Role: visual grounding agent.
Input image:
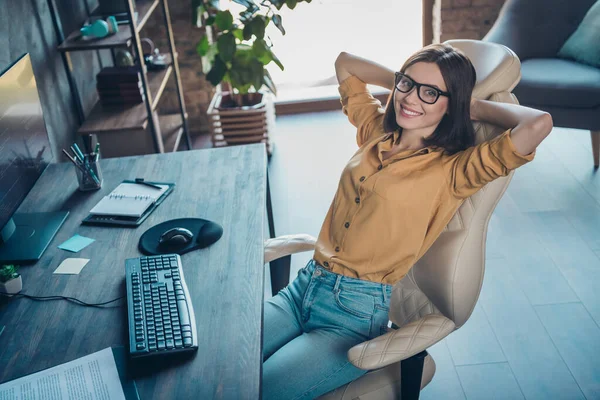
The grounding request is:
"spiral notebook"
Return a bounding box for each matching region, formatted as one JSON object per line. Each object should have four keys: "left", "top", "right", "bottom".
{"left": 90, "top": 182, "right": 171, "bottom": 217}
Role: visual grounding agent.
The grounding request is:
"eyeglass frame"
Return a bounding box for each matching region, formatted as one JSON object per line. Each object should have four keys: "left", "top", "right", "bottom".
{"left": 394, "top": 72, "right": 451, "bottom": 104}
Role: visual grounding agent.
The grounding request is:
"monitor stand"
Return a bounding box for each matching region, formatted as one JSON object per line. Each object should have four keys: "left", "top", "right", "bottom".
{"left": 0, "top": 211, "right": 69, "bottom": 264}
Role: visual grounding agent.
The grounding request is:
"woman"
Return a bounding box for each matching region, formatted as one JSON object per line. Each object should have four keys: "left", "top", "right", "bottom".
{"left": 262, "top": 43, "right": 553, "bottom": 400}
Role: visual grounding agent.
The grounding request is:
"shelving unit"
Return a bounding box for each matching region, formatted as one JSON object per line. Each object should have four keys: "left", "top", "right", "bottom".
{"left": 54, "top": 0, "right": 191, "bottom": 157}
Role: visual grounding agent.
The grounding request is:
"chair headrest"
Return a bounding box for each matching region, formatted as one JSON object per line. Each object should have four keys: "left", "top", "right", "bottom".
{"left": 444, "top": 39, "right": 521, "bottom": 99}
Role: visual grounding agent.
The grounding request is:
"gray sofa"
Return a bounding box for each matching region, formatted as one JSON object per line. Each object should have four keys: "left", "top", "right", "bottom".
{"left": 484, "top": 0, "right": 600, "bottom": 166}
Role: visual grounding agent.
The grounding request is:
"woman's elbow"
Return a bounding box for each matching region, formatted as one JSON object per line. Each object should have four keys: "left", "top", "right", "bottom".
{"left": 335, "top": 52, "right": 349, "bottom": 67}
{"left": 535, "top": 112, "right": 554, "bottom": 137}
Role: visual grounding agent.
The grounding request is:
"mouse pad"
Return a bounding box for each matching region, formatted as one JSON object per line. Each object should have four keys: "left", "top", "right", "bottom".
{"left": 139, "top": 218, "right": 223, "bottom": 255}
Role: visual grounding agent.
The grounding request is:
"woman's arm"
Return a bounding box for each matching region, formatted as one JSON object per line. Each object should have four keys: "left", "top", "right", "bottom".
{"left": 471, "top": 99, "right": 553, "bottom": 156}
{"left": 335, "top": 52, "right": 395, "bottom": 90}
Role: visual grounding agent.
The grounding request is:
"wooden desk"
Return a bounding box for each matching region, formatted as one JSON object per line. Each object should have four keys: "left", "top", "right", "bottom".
{"left": 0, "top": 145, "right": 266, "bottom": 399}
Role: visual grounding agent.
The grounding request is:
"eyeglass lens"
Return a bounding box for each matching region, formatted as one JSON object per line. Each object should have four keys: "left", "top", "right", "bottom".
{"left": 396, "top": 74, "right": 440, "bottom": 104}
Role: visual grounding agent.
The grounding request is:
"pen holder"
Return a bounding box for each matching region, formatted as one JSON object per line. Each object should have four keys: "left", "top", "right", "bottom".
{"left": 75, "top": 156, "right": 103, "bottom": 191}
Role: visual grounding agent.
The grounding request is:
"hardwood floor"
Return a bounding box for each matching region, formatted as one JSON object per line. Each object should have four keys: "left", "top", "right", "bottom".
{"left": 195, "top": 111, "right": 600, "bottom": 399}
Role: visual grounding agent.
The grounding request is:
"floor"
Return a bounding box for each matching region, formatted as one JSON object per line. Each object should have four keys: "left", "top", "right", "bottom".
{"left": 195, "top": 111, "right": 600, "bottom": 399}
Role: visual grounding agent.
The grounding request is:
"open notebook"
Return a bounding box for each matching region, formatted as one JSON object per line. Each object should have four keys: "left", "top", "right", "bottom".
{"left": 90, "top": 182, "right": 171, "bottom": 217}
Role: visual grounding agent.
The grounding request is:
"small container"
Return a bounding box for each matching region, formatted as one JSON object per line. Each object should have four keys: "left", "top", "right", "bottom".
{"left": 75, "top": 155, "right": 103, "bottom": 191}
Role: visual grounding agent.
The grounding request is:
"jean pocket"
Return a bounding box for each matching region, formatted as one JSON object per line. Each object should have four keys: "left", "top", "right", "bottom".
{"left": 370, "top": 305, "right": 391, "bottom": 339}
{"left": 334, "top": 289, "right": 375, "bottom": 320}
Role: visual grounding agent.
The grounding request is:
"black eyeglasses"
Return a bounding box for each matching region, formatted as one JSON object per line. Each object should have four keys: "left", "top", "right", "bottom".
{"left": 394, "top": 72, "right": 450, "bottom": 104}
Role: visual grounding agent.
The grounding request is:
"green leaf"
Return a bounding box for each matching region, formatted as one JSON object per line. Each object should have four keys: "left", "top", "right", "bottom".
{"left": 249, "top": 16, "right": 266, "bottom": 40}
{"left": 252, "top": 39, "right": 268, "bottom": 57}
{"left": 250, "top": 60, "right": 264, "bottom": 91}
{"left": 206, "top": 56, "right": 228, "bottom": 86}
{"left": 272, "top": 14, "right": 285, "bottom": 35}
{"left": 196, "top": 35, "right": 210, "bottom": 56}
{"left": 263, "top": 68, "right": 277, "bottom": 96}
{"left": 232, "top": 28, "right": 244, "bottom": 41}
{"left": 217, "top": 33, "right": 236, "bottom": 62}
{"left": 267, "top": 0, "right": 285, "bottom": 10}
{"left": 215, "top": 10, "right": 234, "bottom": 30}
{"left": 205, "top": 15, "right": 216, "bottom": 25}
{"left": 243, "top": 23, "right": 253, "bottom": 40}
{"left": 270, "top": 49, "right": 284, "bottom": 70}
{"left": 285, "top": 0, "right": 297, "bottom": 9}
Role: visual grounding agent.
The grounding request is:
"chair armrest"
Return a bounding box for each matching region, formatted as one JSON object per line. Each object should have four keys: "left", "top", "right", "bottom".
{"left": 347, "top": 314, "right": 455, "bottom": 370}
{"left": 264, "top": 234, "right": 317, "bottom": 264}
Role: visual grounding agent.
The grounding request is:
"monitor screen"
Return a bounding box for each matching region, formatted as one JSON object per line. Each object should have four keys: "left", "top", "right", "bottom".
{"left": 0, "top": 54, "right": 52, "bottom": 231}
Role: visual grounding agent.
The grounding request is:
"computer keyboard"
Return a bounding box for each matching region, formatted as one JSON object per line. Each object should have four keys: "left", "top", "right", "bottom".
{"left": 125, "top": 254, "right": 198, "bottom": 357}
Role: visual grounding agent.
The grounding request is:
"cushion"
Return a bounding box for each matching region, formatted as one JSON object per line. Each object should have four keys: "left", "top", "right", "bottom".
{"left": 513, "top": 58, "right": 600, "bottom": 108}
{"left": 558, "top": 0, "right": 600, "bottom": 67}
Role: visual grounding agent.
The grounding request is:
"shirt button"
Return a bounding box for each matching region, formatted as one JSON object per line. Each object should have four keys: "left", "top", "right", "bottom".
{"left": 323, "top": 261, "right": 329, "bottom": 268}
{"left": 344, "top": 222, "right": 350, "bottom": 228}
{"left": 378, "top": 165, "right": 383, "bottom": 170}
{"left": 359, "top": 176, "right": 365, "bottom": 182}
{"left": 335, "top": 246, "right": 340, "bottom": 252}
{"left": 314, "top": 269, "right": 322, "bottom": 276}
{"left": 355, "top": 197, "right": 360, "bottom": 204}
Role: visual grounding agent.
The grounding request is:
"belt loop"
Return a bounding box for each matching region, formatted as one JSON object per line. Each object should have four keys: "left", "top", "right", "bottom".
{"left": 382, "top": 284, "right": 391, "bottom": 303}
{"left": 333, "top": 276, "right": 342, "bottom": 293}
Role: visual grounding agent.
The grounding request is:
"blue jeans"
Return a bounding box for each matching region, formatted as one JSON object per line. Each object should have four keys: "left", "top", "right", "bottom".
{"left": 263, "top": 259, "right": 392, "bottom": 400}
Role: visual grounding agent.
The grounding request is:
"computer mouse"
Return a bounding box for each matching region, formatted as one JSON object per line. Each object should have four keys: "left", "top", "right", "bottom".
{"left": 159, "top": 227, "right": 194, "bottom": 247}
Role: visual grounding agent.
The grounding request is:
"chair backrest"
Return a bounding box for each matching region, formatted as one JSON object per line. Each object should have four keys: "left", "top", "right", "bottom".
{"left": 483, "top": 0, "right": 595, "bottom": 60}
{"left": 388, "top": 40, "right": 522, "bottom": 330}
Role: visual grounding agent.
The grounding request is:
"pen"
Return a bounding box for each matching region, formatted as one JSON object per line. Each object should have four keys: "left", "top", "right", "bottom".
{"left": 135, "top": 178, "right": 162, "bottom": 190}
{"left": 62, "top": 149, "right": 87, "bottom": 174}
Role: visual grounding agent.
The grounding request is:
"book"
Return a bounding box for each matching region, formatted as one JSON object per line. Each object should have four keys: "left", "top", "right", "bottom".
{"left": 90, "top": 182, "right": 171, "bottom": 218}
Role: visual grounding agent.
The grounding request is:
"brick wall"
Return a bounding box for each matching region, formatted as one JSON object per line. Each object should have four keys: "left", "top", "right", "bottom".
{"left": 436, "top": 0, "right": 506, "bottom": 43}
{"left": 144, "top": 2, "right": 214, "bottom": 136}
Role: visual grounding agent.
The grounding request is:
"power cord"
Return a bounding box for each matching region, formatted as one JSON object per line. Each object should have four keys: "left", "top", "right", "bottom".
{"left": 0, "top": 292, "right": 125, "bottom": 308}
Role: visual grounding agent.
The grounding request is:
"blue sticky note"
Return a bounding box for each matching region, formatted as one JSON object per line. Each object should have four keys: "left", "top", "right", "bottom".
{"left": 58, "top": 234, "right": 95, "bottom": 253}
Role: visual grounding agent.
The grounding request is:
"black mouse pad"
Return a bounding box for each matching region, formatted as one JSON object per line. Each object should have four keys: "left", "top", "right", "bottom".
{"left": 139, "top": 218, "right": 223, "bottom": 255}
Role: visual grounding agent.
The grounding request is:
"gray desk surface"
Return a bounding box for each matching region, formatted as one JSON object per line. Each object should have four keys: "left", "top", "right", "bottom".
{"left": 0, "top": 144, "right": 267, "bottom": 399}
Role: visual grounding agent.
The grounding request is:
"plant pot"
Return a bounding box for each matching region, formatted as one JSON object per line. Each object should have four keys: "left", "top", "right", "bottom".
{"left": 0, "top": 275, "right": 22, "bottom": 295}
{"left": 207, "top": 91, "right": 275, "bottom": 155}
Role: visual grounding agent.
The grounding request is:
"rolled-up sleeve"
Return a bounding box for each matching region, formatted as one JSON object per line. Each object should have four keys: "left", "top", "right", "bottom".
{"left": 339, "top": 76, "right": 386, "bottom": 147}
{"left": 442, "top": 129, "right": 536, "bottom": 199}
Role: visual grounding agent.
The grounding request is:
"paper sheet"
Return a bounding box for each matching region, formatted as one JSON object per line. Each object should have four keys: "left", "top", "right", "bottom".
{"left": 0, "top": 347, "right": 126, "bottom": 400}
{"left": 54, "top": 258, "right": 90, "bottom": 275}
{"left": 58, "top": 234, "right": 95, "bottom": 252}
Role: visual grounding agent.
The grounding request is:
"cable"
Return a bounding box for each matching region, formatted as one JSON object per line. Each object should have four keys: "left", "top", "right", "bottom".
{"left": 0, "top": 292, "right": 125, "bottom": 308}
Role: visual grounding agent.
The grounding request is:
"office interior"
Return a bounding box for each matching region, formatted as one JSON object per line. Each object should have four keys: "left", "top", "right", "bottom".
{"left": 1, "top": 0, "right": 600, "bottom": 399}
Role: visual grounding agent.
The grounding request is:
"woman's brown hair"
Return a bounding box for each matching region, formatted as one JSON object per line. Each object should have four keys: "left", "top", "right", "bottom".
{"left": 383, "top": 43, "right": 477, "bottom": 155}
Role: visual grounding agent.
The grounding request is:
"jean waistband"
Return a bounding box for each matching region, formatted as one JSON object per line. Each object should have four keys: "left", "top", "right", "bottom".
{"left": 306, "top": 260, "right": 392, "bottom": 303}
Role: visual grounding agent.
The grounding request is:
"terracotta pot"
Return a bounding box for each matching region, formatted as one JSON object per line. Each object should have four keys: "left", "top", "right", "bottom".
{"left": 0, "top": 275, "right": 22, "bottom": 295}
{"left": 207, "top": 91, "right": 275, "bottom": 155}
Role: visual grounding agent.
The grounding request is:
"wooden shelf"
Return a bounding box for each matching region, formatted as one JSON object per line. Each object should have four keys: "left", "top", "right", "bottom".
{"left": 161, "top": 114, "right": 184, "bottom": 152}
{"left": 58, "top": 0, "right": 159, "bottom": 52}
{"left": 79, "top": 65, "right": 172, "bottom": 134}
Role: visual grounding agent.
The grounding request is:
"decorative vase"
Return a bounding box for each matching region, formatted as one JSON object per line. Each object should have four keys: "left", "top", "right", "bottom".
{"left": 0, "top": 275, "right": 22, "bottom": 295}
{"left": 207, "top": 91, "right": 275, "bottom": 155}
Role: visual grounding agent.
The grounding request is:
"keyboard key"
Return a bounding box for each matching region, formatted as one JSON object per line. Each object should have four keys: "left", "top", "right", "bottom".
{"left": 183, "top": 338, "right": 193, "bottom": 347}
{"left": 158, "top": 341, "right": 165, "bottom": 350}
{"left": 166, "top": 339, "right": 174, "bottom": 349}
{"left": 136, "top": 343, "right": 146, "bottom": 350}
{"left": 175, "top": 339, "right": 183, "bottom": 348}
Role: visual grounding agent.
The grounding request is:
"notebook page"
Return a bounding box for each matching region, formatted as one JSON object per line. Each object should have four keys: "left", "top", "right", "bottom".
{"left": 89, "top": 183, "right": 169, "bottom": 217}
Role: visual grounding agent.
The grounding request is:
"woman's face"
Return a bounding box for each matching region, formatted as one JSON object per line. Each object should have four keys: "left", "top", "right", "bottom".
{"left": 394, "top": 62, "right": 449, "bottom": 135}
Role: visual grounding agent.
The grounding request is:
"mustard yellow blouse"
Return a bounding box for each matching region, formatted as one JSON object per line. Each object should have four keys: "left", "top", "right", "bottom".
{"left": 311, "top": 76, "right": 536, "bottom": 284}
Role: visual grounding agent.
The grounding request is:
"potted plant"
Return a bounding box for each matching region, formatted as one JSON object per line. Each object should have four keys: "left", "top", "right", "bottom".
{"left": 0, "top": 264, "right": 22, "bottom": 295}
{"left": 194, "top": 0, "right": 311, "bottom": 153}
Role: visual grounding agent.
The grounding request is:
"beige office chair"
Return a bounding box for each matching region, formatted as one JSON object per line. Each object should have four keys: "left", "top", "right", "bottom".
{"left": 264, "top": 39, "right": 524, "bottom": 399}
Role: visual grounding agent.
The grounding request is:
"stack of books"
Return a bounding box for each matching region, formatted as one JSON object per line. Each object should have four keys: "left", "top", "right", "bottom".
{"left": 96, "top": 66, "right": 145, "bottom": 106}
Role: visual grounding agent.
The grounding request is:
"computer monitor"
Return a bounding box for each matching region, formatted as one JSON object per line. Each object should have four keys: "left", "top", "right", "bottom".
{"left": 0, "top": 53, "right": 68, "bottom": 264}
